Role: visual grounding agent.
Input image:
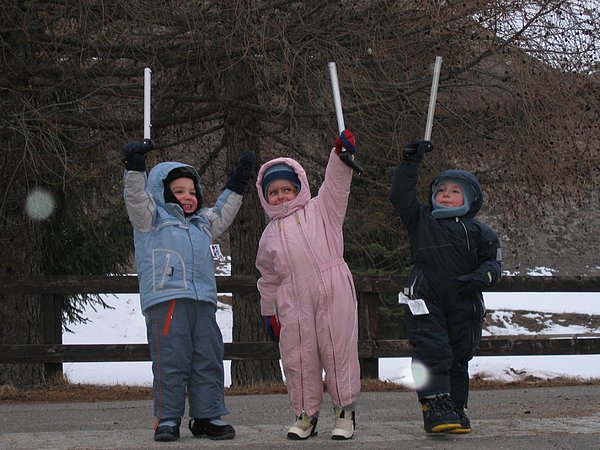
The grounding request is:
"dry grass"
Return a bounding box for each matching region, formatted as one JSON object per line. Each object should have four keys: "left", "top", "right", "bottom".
{"left": 1, "top": 373, "right": 598, "bottom": 404}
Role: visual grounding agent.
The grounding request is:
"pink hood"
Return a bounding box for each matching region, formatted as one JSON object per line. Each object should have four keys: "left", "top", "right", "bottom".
{"left": 255, "top": 157, "right": 311, "bottom": 221}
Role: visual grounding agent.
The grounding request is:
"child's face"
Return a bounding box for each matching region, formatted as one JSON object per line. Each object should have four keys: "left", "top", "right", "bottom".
{"left": 169, "top": 178, "right": 198, "bottom": 214}
{"left": 435, "top": 180, "right": 464, "bottom": 208}
{"left": 266, "top": 179, "right": 298, "bottom": 205}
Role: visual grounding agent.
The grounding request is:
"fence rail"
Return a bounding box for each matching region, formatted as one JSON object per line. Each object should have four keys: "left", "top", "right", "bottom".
{"left": 1, "top": 275, "right": 599, "bottom": 379}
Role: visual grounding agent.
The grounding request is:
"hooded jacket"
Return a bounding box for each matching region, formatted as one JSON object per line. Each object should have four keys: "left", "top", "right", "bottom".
{"left": 255, "top": 151, "right": 355, "bottom": 316}
{"left": 390, "top": 161, "right": 501, "bottom": 305}
{"left": 124, "top": 161, "right": 242, "bottom": 311}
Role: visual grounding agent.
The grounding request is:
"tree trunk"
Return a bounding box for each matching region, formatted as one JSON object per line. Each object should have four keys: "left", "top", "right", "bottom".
{"left": 0, "top": 8, "right": 58, "bottom": 387}
{"left": 223, "top": 60, "right": 283, "bottom": 387}
{"left": 0, "top": 293, "right": 47, "bottom": 388}
{"left": 0, "top": 176, "right": 48, "bottom": 387}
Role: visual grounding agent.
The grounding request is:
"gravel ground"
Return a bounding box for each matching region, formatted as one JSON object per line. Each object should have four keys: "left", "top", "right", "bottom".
{"left": 1, "top": 385, "right": 599, "bottom": 449}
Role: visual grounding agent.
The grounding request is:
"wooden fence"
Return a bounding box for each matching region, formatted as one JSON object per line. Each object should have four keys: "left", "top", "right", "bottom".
{"left": 1, "top": 275, "right": 599, "bottom": 379}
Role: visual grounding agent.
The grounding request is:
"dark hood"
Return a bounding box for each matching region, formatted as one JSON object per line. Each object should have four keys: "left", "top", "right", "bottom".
{"left": 429, "top": 169, "right": 483, "bottom": 217}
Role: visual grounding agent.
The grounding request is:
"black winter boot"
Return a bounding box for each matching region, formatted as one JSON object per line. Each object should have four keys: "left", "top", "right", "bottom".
{"left": 420, "top": 393, "right": 461, "bottom": 433}
{"left": 154, "top": 419, "right": 180, "bottom": 441}
{"left": 448, "top": 408, "right": 471, "bottom": 433}
{"left": 188, "top": 417, "right": 235, "bottom": 440}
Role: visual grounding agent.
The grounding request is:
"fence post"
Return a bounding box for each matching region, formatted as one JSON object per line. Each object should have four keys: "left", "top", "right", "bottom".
{"left": 358, "top": 291, "right": 380, "bottom": 379}
{"left": 40, "top": 293, "right": 63, "bottom": 379}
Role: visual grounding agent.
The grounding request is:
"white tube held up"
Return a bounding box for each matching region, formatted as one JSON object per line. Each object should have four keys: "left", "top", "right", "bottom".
{"left": 424, "top": 56, "right": 442, "bottom": 141}
{"left": 144, "top": 68, "right": 152, "bottom": 140}
{"left": 328, "top": 62, "right": 345, "bottom": 133}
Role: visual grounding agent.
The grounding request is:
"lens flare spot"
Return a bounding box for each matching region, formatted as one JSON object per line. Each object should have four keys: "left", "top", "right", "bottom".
{"left": 410, "top": 361, "right": 430, "bottom": 390}
{"left": 25, "top": 188, "right": 56, "bottom": 220}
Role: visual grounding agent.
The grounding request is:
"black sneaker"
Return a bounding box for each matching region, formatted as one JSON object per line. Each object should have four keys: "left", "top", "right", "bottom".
{"left": 154, "top": 424, "right": 180, "bottom": 442}
{"left": 188, "top": 418, "right": 236, "bottom": 440}
{"left": 420, "top": 393, "right": 461, "bottom": 433}
{"left": 448, "top": 408, "right": 471, "bottom": 434}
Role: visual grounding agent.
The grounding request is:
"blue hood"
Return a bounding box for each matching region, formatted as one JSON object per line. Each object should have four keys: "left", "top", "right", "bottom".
{"left": 147, "top": 161, "right": 202, "bottom": 210}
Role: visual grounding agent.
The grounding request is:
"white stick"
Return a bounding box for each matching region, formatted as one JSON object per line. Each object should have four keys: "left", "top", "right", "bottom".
{"left": 144, "top": 68, "right": 152, "bottom": 140}
{"left": 328, "top": 62, "right": 345, "bottom": 133}
{"left": 424, "top": 56, "right": 442, "bottom": 141}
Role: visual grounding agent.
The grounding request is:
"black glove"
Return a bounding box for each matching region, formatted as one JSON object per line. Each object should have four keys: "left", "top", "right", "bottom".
{"left": 224, "top": 151, "right": 257, "bottom": 194}
{"left": 402, "top": 139, "right": 432, "bottom": 163}
{"left": 457, "top": 272, "right": 491, "bottom": 295}
{"left": 122, "top": 140, "right": 153, "bottom": 172}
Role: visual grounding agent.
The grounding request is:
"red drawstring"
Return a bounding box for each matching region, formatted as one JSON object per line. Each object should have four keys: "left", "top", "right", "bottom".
{"left": 162, "top": 299, "right": 176, "bottom": 336}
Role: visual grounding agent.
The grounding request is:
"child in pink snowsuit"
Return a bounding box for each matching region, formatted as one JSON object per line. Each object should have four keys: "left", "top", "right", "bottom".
{"left": 255, "top": 130, "right": 361, "bottom": 441}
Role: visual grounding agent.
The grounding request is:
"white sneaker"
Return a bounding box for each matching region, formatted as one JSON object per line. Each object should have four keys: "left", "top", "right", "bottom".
{"left": 287, "top": 412, "right": 318, "bottom": 440}
{"left": 331, "top": 407, "right": 355, "bottom": 440}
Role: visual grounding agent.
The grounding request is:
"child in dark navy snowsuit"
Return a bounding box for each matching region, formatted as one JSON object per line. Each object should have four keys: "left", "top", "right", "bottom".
{"left": 389, "top": 139, "right": 502, "bottom": 434}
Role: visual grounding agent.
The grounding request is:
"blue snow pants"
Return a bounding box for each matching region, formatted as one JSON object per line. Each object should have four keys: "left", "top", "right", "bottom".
{"left": 144, "top": 299, "right": 229, "bottom": 421}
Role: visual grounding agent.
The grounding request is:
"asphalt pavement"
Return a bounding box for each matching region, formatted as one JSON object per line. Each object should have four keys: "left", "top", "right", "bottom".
{"left": 1, "top": 385, "right": 599, "bottom": 449}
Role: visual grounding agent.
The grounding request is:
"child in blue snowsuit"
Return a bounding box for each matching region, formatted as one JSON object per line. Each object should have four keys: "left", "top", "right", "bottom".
{"left": 389, "top": 139, "right": 501, "bottom": 434}
{"left": 122, "top": 141, "right": 255, "bottom": 442}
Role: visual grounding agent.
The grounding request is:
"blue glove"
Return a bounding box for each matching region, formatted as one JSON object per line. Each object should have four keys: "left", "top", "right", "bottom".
{"left": 264, "top": 315, "right": 281, "bottom": 343}
{"left": 457, "top": 272, "right": 491, "bottom": 295}
{"left": 402, "top": 139, "right": 432, "bottom": 163}
{"left": 122, "top": 140, "right": 153, "bottom": 172}
{"left": 224, "top": 151, "right": 257, "bottom": 194}
{"left": 334, "top": 130, "right": 357, "bottom": 155}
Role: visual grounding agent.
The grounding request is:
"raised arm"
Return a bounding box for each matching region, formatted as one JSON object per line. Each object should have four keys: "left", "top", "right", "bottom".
{"left": 209, "top": 151, "right": 256, "bottom": 238}
{"left": 389, "top": 139, "right": 432, "bottom": 231}
{"left": 122, "top": 141, "right": 155, "bottom": 232}
{"left": 317, "top": 130, "right": 356, "bottom": 228}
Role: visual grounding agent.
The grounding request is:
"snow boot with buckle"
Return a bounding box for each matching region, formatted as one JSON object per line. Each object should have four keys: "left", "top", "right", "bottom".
{"left": 331, "top": 407, "right": 355, "bottom": 440}
{"left": 287, "top": 412, "right": 318, "bottom": 440}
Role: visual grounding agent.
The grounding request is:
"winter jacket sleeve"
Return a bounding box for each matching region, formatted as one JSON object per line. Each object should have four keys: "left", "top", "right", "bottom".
{"left": 316, "top": 149, "right": 353, "bottom": 229}
{"left": 123, "top": 170, "right": 155, "bottom": 232}
{"left": 256, "top": 229, "right": 282, "bottom": 316}
{"left": 206, "top": 189, "right": 243, "bottom": 239}
{"left": 389, "top": 160, "right": 422, "bottom": 231}
{"left": 471, "top": 221, "right": 502, "bottom": 289}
